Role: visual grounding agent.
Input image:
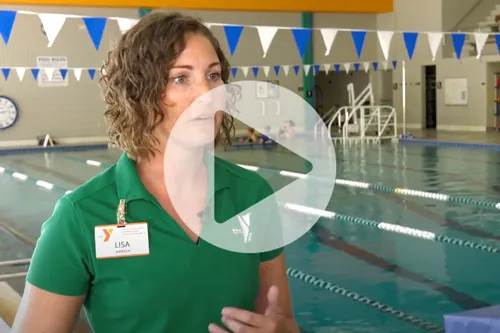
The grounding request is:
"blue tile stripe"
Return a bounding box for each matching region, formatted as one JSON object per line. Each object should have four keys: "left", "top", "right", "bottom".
{"left": 0, "top": 143, "right": 108, "bottom": 156}
{"left": 399, "top": 138, "right": 500, "bottom": 150}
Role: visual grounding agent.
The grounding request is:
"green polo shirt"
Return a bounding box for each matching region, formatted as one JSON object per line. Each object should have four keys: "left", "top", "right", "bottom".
{"left": 27, "top": 152, "right": 283, "bottom": 333}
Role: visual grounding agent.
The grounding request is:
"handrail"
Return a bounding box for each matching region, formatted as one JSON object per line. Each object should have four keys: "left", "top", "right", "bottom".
{"left": 341, "top": 105, "right": 397, "bottom": 142}
{"left": 313, "top": 105, "right": 338, "bottom": 140}
{"left": 354, "top": 84, "right": 371, "bottom": 106}
{"left": 317, "top": 83, "right": 376, "bottom": 141}
{"left": 342, "top": 107, "right": 358, "bottom": 141}
{"left": 326, "top": 106, "right": 352, "bottom": 139}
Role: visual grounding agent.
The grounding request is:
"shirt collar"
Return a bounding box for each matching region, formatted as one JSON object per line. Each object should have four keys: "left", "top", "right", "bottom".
{"left": 115, "top": 151, "right": 231, "bottom": 202}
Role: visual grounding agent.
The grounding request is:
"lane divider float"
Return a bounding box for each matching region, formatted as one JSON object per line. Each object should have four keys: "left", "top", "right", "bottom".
{"left": 1, "top": 163, "right": 499, "bottom": 254}
{"left": 76, "top": 156, "right": 500, "bottom": 210}
{"left": 287, "top": 268, "right": 444, "bottom": 333}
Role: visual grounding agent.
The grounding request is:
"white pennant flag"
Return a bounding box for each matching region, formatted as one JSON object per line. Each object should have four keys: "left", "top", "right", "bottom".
{"left": 474, "top": 33, "right": 489, "bottom": 59}
{"left": 44, "top": 68, "right": 56, "bottom": 81}
{"left": 15, "top": 67, "right": 26, "bottom": 81}
{"left": 205, "top": 23, "right": 213, "bottom": 29}
{"left": 320, "top": 28, "right": 338, "bottom": 56}
{"left": 427, "top": 32, "right": 443, "bottom": 61}
{"left": 303, "top": 65, "right": 311, "bottom": 76}
{"left": 323, "top": 64, "right": 331, "bottom": 74}
{"left": 73, "top": 68, "right": 82, "bottom": 81}
{"left": 377, "top": 31, "right": 394, "bottom": 61}
{"left": 282, "top": 65, "right": 290, "bottom": 76}
{"left": 382, "top": 61, "right": 388, "bottom": 70}
{"left": 343, "top": 63, "right": 351, "bottom": 73}
{"left": 363, "top": 62, "right": 370, "bottom": 72}
{"left": 38, "top": 13, "right": 67, "bottom": 47}
{"left": 256, "top": 26, "right": 278, "bottom": 57}
{"left": 115, "top": 18, "right": 138, "bottom": 34}
{"left": 240, "top": 66, "right": 249, "bottom": 78}
{"left": 262, "top": 66, "right": 270, "bottom": 77}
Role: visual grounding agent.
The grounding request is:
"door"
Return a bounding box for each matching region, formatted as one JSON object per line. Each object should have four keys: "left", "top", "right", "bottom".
{"left": 424, "top": 65, "right": 437, "bottom": 129}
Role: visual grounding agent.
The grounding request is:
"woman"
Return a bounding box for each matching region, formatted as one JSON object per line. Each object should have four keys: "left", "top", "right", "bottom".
{"left": 12, "top": 11, "right": 299, "bottom": 333}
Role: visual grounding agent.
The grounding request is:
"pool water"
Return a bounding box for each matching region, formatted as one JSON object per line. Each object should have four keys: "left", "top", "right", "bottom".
{"left": 1, "top": 141, "right": 499, "bottom": 333}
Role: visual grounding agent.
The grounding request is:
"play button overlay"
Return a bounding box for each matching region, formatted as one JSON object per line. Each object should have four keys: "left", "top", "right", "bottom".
{"left": 164, "top": 80, "right": 336, "bottom": 253}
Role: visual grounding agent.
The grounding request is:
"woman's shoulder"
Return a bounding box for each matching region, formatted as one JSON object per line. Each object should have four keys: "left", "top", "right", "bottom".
{"left": 66, "top": 164, "right": 119, "bottom": 205}
{"left": 48, "top": 165, "right": 120, "bottom": 236}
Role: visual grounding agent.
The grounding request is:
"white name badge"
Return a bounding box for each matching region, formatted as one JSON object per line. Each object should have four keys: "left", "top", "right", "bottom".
{"left": 95, "top": 222, "right": 149, "bottom": 259}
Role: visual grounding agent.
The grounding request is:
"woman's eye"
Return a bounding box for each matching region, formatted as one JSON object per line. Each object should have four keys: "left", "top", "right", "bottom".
{"left": 173, "top": 76, "right": 186, "bottom": 84}
{"left": 208, "top": 73, "right": 221, "bottom": 80}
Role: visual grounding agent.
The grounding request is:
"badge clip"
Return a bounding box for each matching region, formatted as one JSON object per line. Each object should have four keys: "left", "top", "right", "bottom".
{"left": 117, "top": 199, "right": 127, "bottom": 228}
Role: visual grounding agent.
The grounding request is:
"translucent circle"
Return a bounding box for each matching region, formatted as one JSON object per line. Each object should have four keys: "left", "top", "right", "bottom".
{"left": 164, "top": 80, "right": 336, "bottom": 253}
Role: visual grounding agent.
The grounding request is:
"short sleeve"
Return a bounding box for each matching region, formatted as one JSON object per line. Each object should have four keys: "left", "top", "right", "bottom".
{"left": 27, "top": 196, "right": 91, "bottom": 296}
{"left": 257, "top": 179, "right": 284, "bottom": 262}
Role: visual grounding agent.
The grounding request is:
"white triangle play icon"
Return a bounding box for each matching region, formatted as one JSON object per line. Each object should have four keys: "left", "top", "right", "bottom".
{"left": 164, "top": 80, "right": 336, "bottom": 253}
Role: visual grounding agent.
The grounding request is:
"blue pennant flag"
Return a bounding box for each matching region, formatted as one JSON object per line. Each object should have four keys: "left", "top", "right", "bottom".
{"left": 392, "top": 61, "right": 398, "bottom": 69}
{"left": 273, "top": 65, "right": 280, "bottom": 76}
{"left": 354, "top": 63, "right": 360, "bottom": 72}
{"left": 372, "top": 62, "right": 378, "bottom": 71}
{"left": 83, "top": 17, "right": 107, "bottom": 50}
{"left": 1, "top": 68, "right": 10, "bottom": 80}
{"left": 88, "top": 69, "right": 96, "bottom": 80}
{"left": 0, "top": 11, "right": 17, "bottom": 45}
{"left": 230, "top": 67, "right": 238, "bottom": 78}
{"left": 60, "top": 69, "right": 68, "bottom": 80}
{"left": 252, "top": 66, "right": 259, "bottom": 77}
{"left": 313, "top": 64, "right": 320, "bottom": 75}
{"left": 291, "top": 28, "right": 312, "bottom": 58}
{"left": 495, "top": 35, "right": 500, "bottom": 55}
{"left": 403, "top": 32, "right": 419, "bottom": 60}
{"left": 293, "top": 65, "right": 300, "bottom": 75}
{"left": 351, "top": 31, "right": 367, "bottom": 58}
{"left": 334, "top": 64, "right": 341, "bottom": 72}
{"left": 223, "top": 25, "right": 244, "bottom": 56}
{"left": 31, "top": 68, "right": 40, "bottom": 80}
{"left": 451, "top": 33, "right": 466, "bottom": 60}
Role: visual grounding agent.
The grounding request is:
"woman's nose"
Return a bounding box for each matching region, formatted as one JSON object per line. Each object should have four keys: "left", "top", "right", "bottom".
{"left": 193, "top": 81, "right": 213, "bottom": 104}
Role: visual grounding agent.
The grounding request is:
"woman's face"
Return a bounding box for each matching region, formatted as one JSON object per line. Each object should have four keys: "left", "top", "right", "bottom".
{"left": 161, "top": 33, "right": 226, "bottom": 148}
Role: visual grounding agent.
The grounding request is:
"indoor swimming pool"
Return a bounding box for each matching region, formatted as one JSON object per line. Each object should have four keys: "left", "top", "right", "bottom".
{"left": 0, "top": 141, "right": 499, "bottom": 333}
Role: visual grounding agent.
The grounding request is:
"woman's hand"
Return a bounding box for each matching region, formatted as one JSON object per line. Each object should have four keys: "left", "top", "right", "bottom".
{"left": 208, "top": 286, "right": 299, "bottom": 333}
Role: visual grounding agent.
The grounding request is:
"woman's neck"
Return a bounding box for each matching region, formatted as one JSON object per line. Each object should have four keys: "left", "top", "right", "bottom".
{"left": 137, "top": 145, "right": 207, "bottom": 198}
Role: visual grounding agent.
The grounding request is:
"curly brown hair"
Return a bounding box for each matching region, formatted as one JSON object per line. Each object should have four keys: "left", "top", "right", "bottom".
{"left": 100, "top": 11, "right": 235, "bottom": 162}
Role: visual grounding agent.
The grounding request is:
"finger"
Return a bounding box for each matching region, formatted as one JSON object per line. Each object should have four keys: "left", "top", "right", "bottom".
{"left": 222, "top": 315, "right": 258, "bottom": 333}
{"left": 208, "top": 323, "right": 229, "bottom": 333}
{"left": 222, "top": 307, "right": 267, "bottom": 328}
{"left": 265, "top": 285, "right": 282, "bottom": 316}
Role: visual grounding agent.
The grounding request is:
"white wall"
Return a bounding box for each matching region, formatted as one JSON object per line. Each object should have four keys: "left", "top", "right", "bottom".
{"left": 442, "top": 0, "right": 481, "bottom": 32}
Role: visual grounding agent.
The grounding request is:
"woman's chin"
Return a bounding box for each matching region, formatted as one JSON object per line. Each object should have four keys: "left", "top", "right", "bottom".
{"left": 168, "top": 131, "right": 218, "bottom": 149}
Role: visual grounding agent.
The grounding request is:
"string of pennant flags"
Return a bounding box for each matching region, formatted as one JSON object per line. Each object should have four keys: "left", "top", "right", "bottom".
{"left": 0, "top": 60, "right": 402, "bottom": 83}
{"left": 0, "top": 9, "right": 498, "bottom": 73}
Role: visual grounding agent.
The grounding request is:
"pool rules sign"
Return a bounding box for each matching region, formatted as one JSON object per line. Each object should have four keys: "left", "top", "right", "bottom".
{"left": 36, "top": 56, "right": 69, "bottom": 87}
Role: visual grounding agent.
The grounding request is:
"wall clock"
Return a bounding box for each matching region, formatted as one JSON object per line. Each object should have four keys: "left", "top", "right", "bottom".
{"left": 0, "top": 96, "right": 19, "bottom": 130}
